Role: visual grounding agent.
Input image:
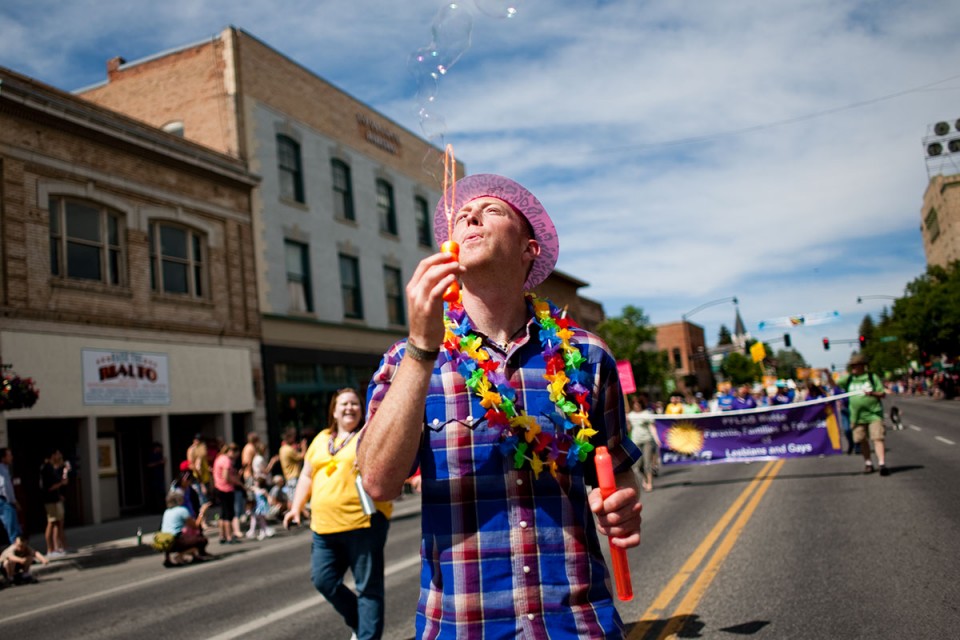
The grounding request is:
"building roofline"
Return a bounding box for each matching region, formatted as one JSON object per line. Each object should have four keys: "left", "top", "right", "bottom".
{"left": 0, "top": 66, "right": 259, "bottom": 186}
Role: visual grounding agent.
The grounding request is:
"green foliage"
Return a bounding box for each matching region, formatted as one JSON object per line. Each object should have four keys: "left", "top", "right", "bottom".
{"left": 773, "top": 349, "right": 809, "bottom": 379}
{"left": 717, "top": 325, "right": 733, "bottom": 346}
{"left": 721, "top": 351, "right": 762, "bottom": 385}
{"left": 893, "top": 261, "right": 960, "bottom": 363}
{"left": 595, "top": 305, "right": 673, "bottom": 394}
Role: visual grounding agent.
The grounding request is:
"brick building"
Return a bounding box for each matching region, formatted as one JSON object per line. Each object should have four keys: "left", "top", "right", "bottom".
{"left": 655, "top": 321, "right": 713, "bottom": 395}
{"left": 80, "top": 26, "right": 604, "bottom": 445}
{"left": 0, "top": 67, "right": 262, "bottom": 528}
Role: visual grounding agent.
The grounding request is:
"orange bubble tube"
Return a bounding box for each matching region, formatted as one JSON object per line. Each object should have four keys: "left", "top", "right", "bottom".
{"left": 594, "top": 446, "right": 634, "bottom": 601}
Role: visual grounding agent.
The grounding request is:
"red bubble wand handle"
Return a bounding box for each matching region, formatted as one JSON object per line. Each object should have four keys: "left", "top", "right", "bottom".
{"left": 595, "top": 446, "right": 634, "bottom": 601}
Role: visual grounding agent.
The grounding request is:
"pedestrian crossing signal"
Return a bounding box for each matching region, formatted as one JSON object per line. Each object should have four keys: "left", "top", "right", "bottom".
{"left": 783, "top": 333, "right": 791, "bottom": 348}
{"left": 822, "top": 338, "right": 830, "bottom": 351}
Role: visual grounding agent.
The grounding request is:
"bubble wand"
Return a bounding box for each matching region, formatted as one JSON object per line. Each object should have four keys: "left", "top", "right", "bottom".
{"left": 440, "top": 144, "right": 460, "bottom": 302}
{"left": 594, "top": 446, "right": 634, "bottom": 601}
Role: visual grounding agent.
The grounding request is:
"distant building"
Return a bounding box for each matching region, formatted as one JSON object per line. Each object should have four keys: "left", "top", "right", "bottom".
{"left": 655, "top": 321, "right": 713, "bottom": 395}
{"left": 920, "top": 173, "right": 960, "bottom": 269}
{"left": 0, "top": 66, "right": 262, "bottom": 527}
{"left": 920, "top": 119, "right": 960, "bottom": 269}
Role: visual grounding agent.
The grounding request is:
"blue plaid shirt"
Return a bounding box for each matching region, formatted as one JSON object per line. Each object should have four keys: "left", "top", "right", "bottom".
{"left": 367, "top": 307, "right": 640, "bottom": 639}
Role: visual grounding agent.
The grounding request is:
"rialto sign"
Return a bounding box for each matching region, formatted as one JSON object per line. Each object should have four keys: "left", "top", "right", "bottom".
{"left": 82, "top": 349, "right": 170, "bottom": 405}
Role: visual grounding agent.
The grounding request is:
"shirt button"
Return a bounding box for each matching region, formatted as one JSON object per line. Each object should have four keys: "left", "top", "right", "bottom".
{"left": 523, "top": 565, "right": 531, "bottom": 573}
{"left": 519, "top": 520, "right": 528, "bottom": 528}
{"left": 527, "top": 613, "right": 535, "bottom": 621}
{"left": 516, "top": 478, "right": 523, "bottom": 486}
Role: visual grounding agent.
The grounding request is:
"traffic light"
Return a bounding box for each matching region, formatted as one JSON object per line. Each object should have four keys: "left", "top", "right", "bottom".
{"left": 783, "top": 333, "right": 791, "bottom": 348}
{"left": 822, "top": 337, "right": 830, "bottom": 351}
{"left": 859, "top": 335, "right": 867, "bottom": 348}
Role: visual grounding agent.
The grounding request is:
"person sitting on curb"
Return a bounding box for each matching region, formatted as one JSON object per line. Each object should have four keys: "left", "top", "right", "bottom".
{"left": 160, "top": 489, "right": 212, "bottom": 567}
{"left": 0, "top": 535, "right": 48, "bottom": 586}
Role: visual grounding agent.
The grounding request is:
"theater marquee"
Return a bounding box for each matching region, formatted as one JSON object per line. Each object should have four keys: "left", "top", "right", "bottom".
{"left": 82, "top": 349, "right": 170, "bottom": 405}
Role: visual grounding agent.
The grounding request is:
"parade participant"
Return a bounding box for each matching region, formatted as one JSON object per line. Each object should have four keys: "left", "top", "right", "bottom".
{"left": 357, "top": 173, "right": 642, "bottom": 639}
{"left": 627, "top": 397, "right": 657, "bottom": 492}
{"left": 664, "top": 392, "right": 686, "bottom": 414}
{"left": 839, "top": 355, "right": 888, "bottom": 475}
{"left": 284, "top": 388, "right": 392, "bottom": 640}
{"left": 730, "top": 384, "right": 757, "bottom": 410}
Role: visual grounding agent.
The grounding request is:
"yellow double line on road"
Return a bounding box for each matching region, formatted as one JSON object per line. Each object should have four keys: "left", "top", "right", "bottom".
{"left": 628, "top": 458, "right": 786, "bottom": 640}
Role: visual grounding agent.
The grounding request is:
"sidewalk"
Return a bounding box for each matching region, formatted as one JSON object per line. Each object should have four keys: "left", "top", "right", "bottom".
{"left": 24, "top": 492, "right": 421, "bottom": 579}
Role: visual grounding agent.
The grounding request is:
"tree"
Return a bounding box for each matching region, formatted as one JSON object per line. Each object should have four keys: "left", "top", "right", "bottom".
{"left": 772, "top": 349, "right": 808, "bottom": 379}
{"left": 595, "top": 305, "right": 673, "bottom": 397}
{"left": 720, "top": 351, "right": 762, "bottom": 385}
{"left": 717, "top": 325, "right": 733, "bottom": 346}
{"left": 893, "top": 261, "right": 960, "bottom": 362}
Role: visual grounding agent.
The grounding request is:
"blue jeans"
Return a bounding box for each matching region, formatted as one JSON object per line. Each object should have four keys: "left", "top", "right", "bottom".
{"left": 0, "top": 498, "right": 21, "bottom": 543}
{"left": 311, "top": 511, "right": 389, "bottom": 640}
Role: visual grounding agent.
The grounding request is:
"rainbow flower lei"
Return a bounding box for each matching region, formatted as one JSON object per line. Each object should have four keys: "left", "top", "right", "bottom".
{"left": 442, "top": 293, "right": 597, "bottom": 479}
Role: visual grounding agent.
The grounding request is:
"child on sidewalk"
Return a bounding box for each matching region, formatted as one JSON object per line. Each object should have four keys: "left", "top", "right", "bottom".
{"left": 246, "top": 477, "right": 275, "bottom": 541}
{"left": 1, "top": 536, "right": 48, "bottom": 585}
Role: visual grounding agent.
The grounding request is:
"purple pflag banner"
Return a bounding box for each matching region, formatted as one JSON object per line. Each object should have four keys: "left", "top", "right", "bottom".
{"left": 654, "top": 396, "right": 849, "bottom": 465}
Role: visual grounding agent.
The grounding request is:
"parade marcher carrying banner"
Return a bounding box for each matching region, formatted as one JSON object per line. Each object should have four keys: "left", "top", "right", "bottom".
{"left": 654, "top": 394, "right": 856, "bottom": 465}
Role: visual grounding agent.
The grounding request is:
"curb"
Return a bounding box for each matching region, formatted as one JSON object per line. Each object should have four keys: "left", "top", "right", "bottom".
{"left": 29, "top": 495, "right": 421, "bottom": 579}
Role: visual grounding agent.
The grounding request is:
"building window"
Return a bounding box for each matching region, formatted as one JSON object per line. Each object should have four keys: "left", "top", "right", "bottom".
{"left": 414, "top": 196, "right": 432, "bottom": 247}
{"left": 925, "top": 207, "right": 940, "bottom": 243}
{"left": 149, "top": 222, "right": 206, "bottom": 297}
{"left": 384, "top": 266, "right": 405, "bottom": 325}
{"left": 331, "top": 159, "right": 355, "bottom": 221}
{"left": 162, "top": 121, "right": 185, "bottom": 137}
{"left": 376, "top": 179, "right": 397, "bottom": 235}
{"left": 285, "top": 240, "right": 313, "bottom": 312}
{"left": 673, "top": 347, "right": 683, "bottom": 369}
{"left": 49, "top": 196, "right": 124, "bottom": 285}
{"left": 277, "top": 134, "right": 304, "bottom": 203}
{"left": 339, "top": 254, "right": 363, "bottom": 319}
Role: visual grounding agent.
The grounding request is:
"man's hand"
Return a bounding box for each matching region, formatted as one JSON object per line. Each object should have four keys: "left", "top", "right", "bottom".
{"left": 405, "top": 252, "right": 463, "bottom": 348}
{"left": 588, "top": 473, "right": 642, "bottom": 549}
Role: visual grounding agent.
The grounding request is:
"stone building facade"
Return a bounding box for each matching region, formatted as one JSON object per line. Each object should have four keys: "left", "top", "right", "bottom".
{"left": 0, "top": 67, "right": 262, "bottom": 527}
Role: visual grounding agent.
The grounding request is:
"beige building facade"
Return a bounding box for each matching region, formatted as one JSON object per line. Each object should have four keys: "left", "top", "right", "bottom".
{"left": 920, "top": 173, "right": 960, "bottom": 269}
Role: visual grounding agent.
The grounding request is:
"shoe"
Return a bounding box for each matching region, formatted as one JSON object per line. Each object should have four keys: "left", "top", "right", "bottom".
{"left": 350, "top": 632, "right": 358, "bottom": 640}
{"left": 264, "top": 527, "right": 276, "bottom": 538}
{"left": 879, "top": 465, "right": 890, "bottom": 476}
{"left": 47, "top": 550, "right": 64, "bottom": 558}
{"left": 245, "top": 531, "right": 256, "bottom": 539}
{"left": 228, "top": 538, "right": 242, "bottom": 545}
{"left": 864, "top": 464, "right": 874, "bottom": 474}
{"left": 219, "top": 538, "right": 227, "bottom": 545}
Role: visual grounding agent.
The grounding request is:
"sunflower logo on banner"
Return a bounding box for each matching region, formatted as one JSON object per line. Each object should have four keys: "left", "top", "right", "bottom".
{"left": 664, "top": 421, "right": 705, "bottom": 455}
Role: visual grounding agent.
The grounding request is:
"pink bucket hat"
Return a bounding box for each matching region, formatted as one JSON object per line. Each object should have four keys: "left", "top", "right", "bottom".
{"left": 433, "top": 174, "right": 559, "bottom": 289}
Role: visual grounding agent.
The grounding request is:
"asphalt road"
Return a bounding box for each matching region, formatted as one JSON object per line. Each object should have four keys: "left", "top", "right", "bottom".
{"left": 2, "top": 395, "right": 958, "bottom": 639}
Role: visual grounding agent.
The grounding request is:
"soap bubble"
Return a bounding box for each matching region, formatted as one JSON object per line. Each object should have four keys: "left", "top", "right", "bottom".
{"left": 473, "top": 0, "right": 522, "bottom": 19}
{"left": 408, "top": 46, "right": 441, "bottom": 105}
{"left": 429, "top": 3, "right": 473, "bottom": 76}
{"left": 418, "top": 106, "right": 448, "bottom": 142}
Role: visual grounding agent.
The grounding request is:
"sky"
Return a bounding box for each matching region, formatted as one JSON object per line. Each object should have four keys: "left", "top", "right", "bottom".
{"left": 3, "top": 0, "right": 959, "bottom": 371}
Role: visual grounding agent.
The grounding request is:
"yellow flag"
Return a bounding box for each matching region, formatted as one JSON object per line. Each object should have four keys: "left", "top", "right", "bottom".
{"left": 750, "top": 341, "right": 766, "bottom": 363}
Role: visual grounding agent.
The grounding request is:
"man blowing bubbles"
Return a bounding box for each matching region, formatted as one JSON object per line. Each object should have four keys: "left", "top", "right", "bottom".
{"left": 358, "top": 174, "right": 642, "bottom": 639}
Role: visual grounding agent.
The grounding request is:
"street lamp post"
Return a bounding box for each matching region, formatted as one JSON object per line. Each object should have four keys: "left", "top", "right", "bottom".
{"left": 681, "top": 296, "right": 738, "bottom": 322}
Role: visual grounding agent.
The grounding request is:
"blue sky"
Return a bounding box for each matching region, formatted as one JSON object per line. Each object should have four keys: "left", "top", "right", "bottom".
{"left": 3, "top": 0, "right": 959, "bottom": 370}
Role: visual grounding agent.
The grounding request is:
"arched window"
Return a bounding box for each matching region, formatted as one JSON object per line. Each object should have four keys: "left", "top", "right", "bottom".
{"left": 277, "top": 134, "right": 304, "bottom": 203}
{"left": 149, "top": 221, "right": 207, "bottom": 297}
{"left": 376, "top": 179, "right": 397, "bottom": 235}
{"left": 331, "top": 159, "right": 354, "bottom": 221}
{"left": 49, "top": 196, "right": 125, "bottom": 285}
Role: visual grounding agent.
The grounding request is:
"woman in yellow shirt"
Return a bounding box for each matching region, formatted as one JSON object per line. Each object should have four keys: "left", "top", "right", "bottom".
{"left": 284, "top": 388, "right": 392, "bottom": 640}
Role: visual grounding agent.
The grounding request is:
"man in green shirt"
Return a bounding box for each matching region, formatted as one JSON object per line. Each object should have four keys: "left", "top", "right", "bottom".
{"left": 839, "top": 354, "right": 888, "bottom": 475}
